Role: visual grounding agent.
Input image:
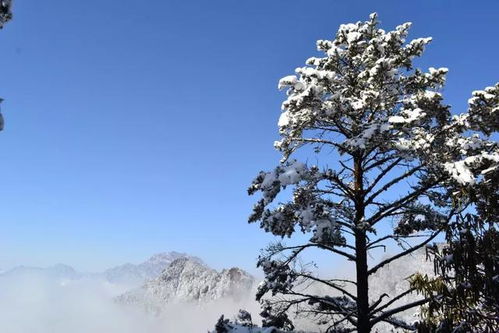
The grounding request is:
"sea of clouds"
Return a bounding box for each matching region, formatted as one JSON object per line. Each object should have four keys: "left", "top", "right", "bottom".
{"left": 0, "top": 273, "right": 260, "bottom": 333}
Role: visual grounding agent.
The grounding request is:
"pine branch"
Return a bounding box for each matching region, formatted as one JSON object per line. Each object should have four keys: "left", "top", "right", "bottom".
{"left": 324, "top": 171, "right": 356, "bottom": 200}
{"left": 370, "top": 288, "right": 417, "bottom": 315}
{"left": 370, "top": 298, "right": 430, "bottom": 327}
{"left": 286, "top": 291, "right": 359, "bottom": 326}
{"left": 366, "top": 178, "right": 442, "bottom": 227}
{"left": 376, "top": 316, "right": 416, "bottom": 331}
{"left": 367, "top": 234, "right": 430, "bottom": 249}
{"left": 367, "top": 230, "right": 440, "bottom": 276}
{"left": 280, "top": 243, "right": 357, "bottom": 262}
{"left": 365, "top": 164, "right": 424, "bottom": 205}
{"left": 368, "top": 293, "right": 389, "bottom": 314}
{"left": 297, "top": 273, "right": 357, "bottom": 301}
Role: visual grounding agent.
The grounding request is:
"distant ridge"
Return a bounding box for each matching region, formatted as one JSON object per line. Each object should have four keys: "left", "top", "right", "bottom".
{"left": 0, "top": 251, "right": 202, "bottom": 286}
{"left": 0, "top": 263, "right": 81, "bottom": 280}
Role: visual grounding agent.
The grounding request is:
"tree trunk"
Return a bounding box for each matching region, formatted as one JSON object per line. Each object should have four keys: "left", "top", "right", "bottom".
{"left": 355, "top": 229, "right": 370, "bottom": 333}
{"left": 354, "top": 155, "right": 370, "bottom": 333}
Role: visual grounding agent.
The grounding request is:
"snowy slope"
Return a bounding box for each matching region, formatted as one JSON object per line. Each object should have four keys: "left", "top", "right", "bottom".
{"left": 117, "top": 257, "right": 255, "bottom": 311}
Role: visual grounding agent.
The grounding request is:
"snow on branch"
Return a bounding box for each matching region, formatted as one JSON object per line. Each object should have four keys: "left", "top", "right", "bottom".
{"left": 0, "top": 0, "right": 12, "bottom": 28}
{"left": 246, "top": 12, "right": 499, "bottom": 333}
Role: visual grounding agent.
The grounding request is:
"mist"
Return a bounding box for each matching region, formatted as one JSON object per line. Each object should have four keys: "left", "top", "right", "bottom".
{"left": 0, "top": 273, "right": 260, "bottom": 333}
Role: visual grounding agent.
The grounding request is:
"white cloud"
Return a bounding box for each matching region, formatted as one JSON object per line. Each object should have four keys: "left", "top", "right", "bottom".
{"left": 0, "top": 273, "right": 259, "bottom": 333}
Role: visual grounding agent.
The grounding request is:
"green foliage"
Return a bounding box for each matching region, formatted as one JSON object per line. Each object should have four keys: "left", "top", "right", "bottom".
{"left": 413, "top": 215, "right": 499, "bottom": 332}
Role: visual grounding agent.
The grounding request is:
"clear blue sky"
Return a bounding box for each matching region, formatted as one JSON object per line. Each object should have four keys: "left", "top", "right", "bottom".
{"left": 0, "top": 0, "right": 498, "bottom": 273}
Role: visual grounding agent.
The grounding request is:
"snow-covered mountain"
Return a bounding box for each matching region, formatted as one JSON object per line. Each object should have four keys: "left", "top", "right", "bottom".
{"left": 103, "top": 251, "right": 199, "bottom": 285}
{"left": 116, "top": 257, "right": 255, "bottom": 312}
{"left": 369, "top": 247, "right": 436, "bottom": 332}
{"left": 370, "top": 248, "right": 434, "bottom": 299}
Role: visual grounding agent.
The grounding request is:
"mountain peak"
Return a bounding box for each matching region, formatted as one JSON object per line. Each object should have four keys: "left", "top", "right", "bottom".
{"left": 147, "top": 251, "right": 184, "bottom": 262}
{"left": 117, "top": 260, "right": 255, "bottom": 311}
{"left": 104, "top": 251, "right": 199, "bottom": 285}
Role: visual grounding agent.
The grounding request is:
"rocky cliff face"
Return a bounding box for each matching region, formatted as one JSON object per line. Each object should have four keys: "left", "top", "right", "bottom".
{"left": 116, "top": 257, "right": 255, "bottom": 311}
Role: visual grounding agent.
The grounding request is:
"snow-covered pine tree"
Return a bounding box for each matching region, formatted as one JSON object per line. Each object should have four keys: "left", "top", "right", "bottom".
{"left": 0, "top": 0, "right": 12, "bottom": 131}
{"left": 247, "top": 13, "right": 499, "bottom": 332}
{"left": 0, "top": 0, "right": 12, "bottom": 28}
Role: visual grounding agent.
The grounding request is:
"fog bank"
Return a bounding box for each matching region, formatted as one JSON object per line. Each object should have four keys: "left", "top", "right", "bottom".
{"left": 0, "top": 273, "right": 259, "bottom": 333}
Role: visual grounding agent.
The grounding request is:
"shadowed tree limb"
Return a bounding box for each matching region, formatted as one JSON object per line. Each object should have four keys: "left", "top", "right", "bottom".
{"left": 368, "top": 229, "right": 441, "bottom": 276}
{"left": 370, "top": 298, "right": 431, "bottom": 327}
